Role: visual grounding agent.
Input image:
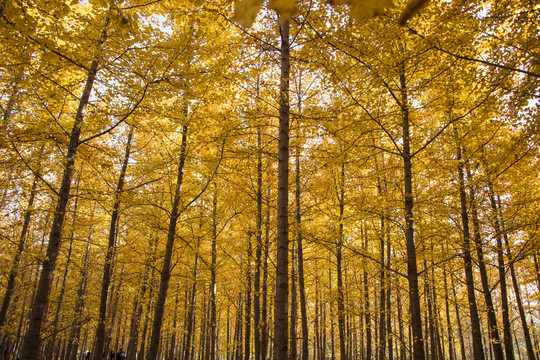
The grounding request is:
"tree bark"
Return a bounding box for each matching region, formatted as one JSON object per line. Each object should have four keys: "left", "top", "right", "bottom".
{"left": 47, "top": 203, "right": 77, "bottom": 360}
{"left": 254, "top": 125, "right": 262, "bottom": 360}
{"left": 93, "top": 127, "right": 134, "bottom": 360}
{"left": 20, "top": 25, "right": 107, "bottom": 360}
{"left": 443, "top": 265, "right": 455, "bottom": 360}
{"left": 183, "top": 234, "right": 201, "bottom": 360}
{"left": 261, "top": 190, "right": 270, "bottom": 360}
{"left": 295, "top": 124, "right": 308, "bottom": 360}
{"left": 484, "top": 181, "right": 515, "bottom": 360}
{"left": 455, "top": 136, "right": 485, "bottom": 360}
{"left": 0, "top": 148, "right": 42, "bottom": 331}
{"left": 466, "top": 166, "right": 504, "bottom": 360}
{"left": 289, "top": 235, "right": 297, "bottom": 360}
{"left": 148, "top": 123, "right": 188, "bottom": 360}
{"left": 210, "top": 193, "right": 217, "bottom": 360}
{"left": 364, "top": 234, "right": 372, "bottom": 360}
{"left": 274, "top": 16, "right": 290, "bottom": 360}
{"left": 386, "top": 241, "right": 393, "bottom": 360}
{"left": 450, "top": 273, "right": 466, "bottom": 360}
{"left": 337, "top": 161, "right": 347, "bottom": 360}
{"left": 398, "top": 53, "right": 426, "bottom": 360}
{"left": 498, "top": 197, "right": 537, "bottom": 360}
{"left": 66, "top": 227, "right": 94, "bottom": 360}
{"left": 245, "top": 233, "right": 252, "bottom": 360}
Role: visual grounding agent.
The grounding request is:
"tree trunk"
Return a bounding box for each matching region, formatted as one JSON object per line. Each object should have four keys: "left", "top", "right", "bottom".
{"left": 66, "top": 226, "right": 94, "bottom": 360}
{"left": 499, "top": 199, "right": 537, "bottom": 360}
{"left": 106, "top": 266, "right": 124, "bottom": 352}
{"left": 140, "top": 239, "right": 159, "bottom": 360}
{"left": 454, "top": 136, "right": 485, "bottom": 360}
{"left": 245, "top": 233, "right": 252, "bottom": 360}
{"left": 47, "top": 207, "right": 77, "bottom": 360}
{"left": 183, "top": 234, "right": 201, "bottom": 360}
{"left": 261, "top": 190, "right": 270, "bottom": 360}
{"left": 235, "top": 293, "right": 243, "bottom": 360}
{"left": 315, "top": 285, "right": 320, "bottom": 360}
{"left": 485, "top": 181, "right": 515, "bottom": 360}
{"left": 337, "top": 161, "right": 347, "bottom": 360}
{"left": 20, "top": 25, "right": 107, "bottom": 360}
{"left": 398, "top": 52, "right": 426, "bottom": 360}
{"left": 148, "top": 123, "right": 188, "bottom": 360}
{"left": 168, "top": 286, "right": 180, "bottom": 360}
{"left": 0, "top": 148, "right": 42, "bottom": 331}
{"left": 364, "top": 234, "right": 372, "bottom": 360}
{"left": 210, "top": 193, "right": 218, "bottom": 360}
{"left": 386, "top": 241, "right": 393, "bottom": 360}
{"left": 465, "top": 167, "right": 504, "bottom": 360}
{"left": 450, "top": 273, "right": 466, "bottom": 360}
{"left": 254, "top": 125, "right": 262, "bottom": 360}
{"left": 396, "top": 290, "right": 405, "bottom": 360}
{"left": 289, "top": 236, "right": 298, "bottom": 360}
{"left": 94, "top": 127, "right": 134, "bottom": 360}
{"left": 377, "top": 164, "right": 386, "bottom": 360}
{"left": 295, "top": 126, "right": 308, "bottom": 360}
{"left": 274, "top": 15, "right": 290, "bottom": 360}
{"left": 443, "top": 265, "right": 455, "bottom": 360}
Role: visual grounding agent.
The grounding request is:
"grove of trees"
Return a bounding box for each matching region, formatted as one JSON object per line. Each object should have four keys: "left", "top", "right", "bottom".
{"left": 0, "top": 0, "right": 539, "bottom": 359}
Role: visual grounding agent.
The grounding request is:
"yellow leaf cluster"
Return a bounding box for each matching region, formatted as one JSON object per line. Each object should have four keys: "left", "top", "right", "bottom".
{"left": 234, "top": 0, "right": 393, "bottom": 27}
{"left": 328, "top": 0, "right": 392, "bottom": 19}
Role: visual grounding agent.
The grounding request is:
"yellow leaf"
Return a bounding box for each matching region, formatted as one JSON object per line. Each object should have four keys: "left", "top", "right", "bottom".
{"left": 268, "top": 0, "right": 296, "bottom": 21}
{"left": 349, "top": 0, "right": 392, "bottom": 18}
{"left": 327, "top": 0, "right": 392, "bottom": 19}
{"left": 233, "top": 0, "right": 265, "bottom": 27}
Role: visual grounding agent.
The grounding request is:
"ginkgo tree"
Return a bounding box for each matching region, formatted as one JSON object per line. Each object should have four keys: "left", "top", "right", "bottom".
{"left": 0, "top": 1, "right": 539, "bottom": 360}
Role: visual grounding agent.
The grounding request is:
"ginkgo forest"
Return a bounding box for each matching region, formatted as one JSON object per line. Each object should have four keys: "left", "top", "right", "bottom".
{"left": 0, "top": 0, "right": 539, "bottom": 359}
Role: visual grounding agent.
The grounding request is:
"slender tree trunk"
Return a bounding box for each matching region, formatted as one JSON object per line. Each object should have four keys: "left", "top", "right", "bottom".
{"left": 499, "top": 205, "right": 537, "bottom": 360}
{"left": 94, "top": 127, "right": 134, "bottom": 360}
{"left": 386, "top": 241, "right": 393, "bottom": 360}
{"left": 235, "top": 293, "right": 243, "bottom": 360}
{"left": 262, "top": 197, "right": 270, "bottom": 360}
{"left": 0, "top": 151, "right": 42, "bottom": 331}
{"left": 210, "top": 193, "right": 218, "bottom": 360}
{"left": 376, "top": 152, "right": 387, "bottom": 360}
{"left": 147, "top": 123, "right": 188, "bottom": 360}
{"left": 289, "top": 235, "right": 298, "bottom": 360}
{"left": 314, "top": 286, "right": 320, "bottom": 360}
{"left": 450, "top": 273, "right": 466, "bottom": 360}
{"left": 443, "top": 266, "right": 455, "bottom": 360}
{"left": 378, "top": 209, "right": 386, "bottom": 360}
{"left": 274, "top": 16, "right": 290, "bottom": 360}
{"left": 106, "top": 266, "right": 124, "bottom": 352}
{"left": 126, "top": 237, "right": 156, "bottom": 360}
{"left": 140, "top": 238, "right": 159, "bottom": 360}
{"left": 245, "top": 233, "right": 252, "bottom": 360}
{"left": 254, "top": 125, "right": 262, "bottom": 360}
{"left": 337, "top": 161, "right": 347, "bottom": 360}
{"left": 484, "top": 181, "right": 515, "bottom": 360}
{"left": 47, "top": 212, "right": 76, "bottom": 360}
{"left": 295, "top": 127, "right": 308, "bottom": 360}
{"left": 465, "top": 167, "right": 505, "bottom": 360}
{"left": 126, "top": 268, "right": 148, "bottom": 360}
{"left": 364, "top": 234, "right": 372, "bottom": 360}
{"left": 454, "top": 136, "right": 485, "bottom": 360}
{"left": 20, "top": 25, "right": 107, "bottom": 360}
{"left": 330, "top": 259, "right": 335, "bottom": 360}
{"left": 201, "top": 289, "right": 208, "bottom": 360}
{"left": 398, "top": 53, "right": 426, "bottom": 360}
{"left": 183, "top": 235, "right": 200, "bottom": 360}
{"left": 66, "top": 227, "right": 94, "bottom": 360}
{"left": 396, "top": 291, "right": 405, "bottom": 360}
{"left": 169, "top": 286, "right": 180, "bottom": 360}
